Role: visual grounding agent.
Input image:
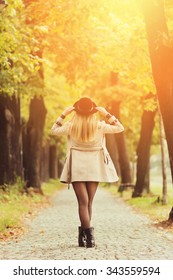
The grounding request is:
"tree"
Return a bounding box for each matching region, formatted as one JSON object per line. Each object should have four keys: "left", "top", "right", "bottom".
{"left": 105, "top": 134, "right": 120, "bottom": 176}
{"left": 24, "top": 96, "right": 47, "bottom": 191}
{"left": 111, "top": 100, "right": 132, "bottom": 188}
{"left": 141, "top": 0, "right": 173, "bottom": 219}
{"left": 40, "top": 140, "right": 50, "bottom": 182}
{"left": 0, "top": 95, "right": 22, "bottom": 184}
{"left": 158, "top": 109, "right": 168, "bottom": 205}
{"left": 109, "top": 72, "right": 132, "bottom": 189}
{"left": 49, "top": 143, "right": 58, "bottom": 179}
{"left": 22, "top": 0, "right": 48, "bottom": 191}
{"left": 132, "top": 108, "right": 156, "bottom": 197}
{"left": 0, "top": 0, "right": 40, "bottom": 187}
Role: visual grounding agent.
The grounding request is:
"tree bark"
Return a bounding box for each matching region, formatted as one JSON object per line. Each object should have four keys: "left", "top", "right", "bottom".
{"left": 0, "top": 94, "right": 22, "bottom": 186}
{"left": 158, "top": 110, "right": 168, "bottom": 205}
{"left": 24, "top": 96, "right": 47, "bottom": 191}
{"left": 141, "top": 0, "right": 173, "bottom": 219}
{"left": 105, "top": 134, "right": 120, "bottom": 176}
{"left": 49, "top": 144, "right": 58, "bottom": 179}
{"left": 143, "top": 163, "right": 150, "bottom": 194}
{"left": 132, "top": 109, "right": 156, "bottom": 197}
{"left": 111, "top": 100, "right": 132, "bottom": 188}
{"left": 40, "top": 140, "right": 50, "bottom": 182}
{"left": 109, "top": 72, "right": 132, "bottom": 189}
{"left": 22, "top": 0, "right": 47, "bottom": 192}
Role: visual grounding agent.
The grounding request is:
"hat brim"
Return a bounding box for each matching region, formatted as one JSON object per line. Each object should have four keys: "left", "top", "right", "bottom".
{"left": 73, "top": 100, "right": 97, "bottom": 115}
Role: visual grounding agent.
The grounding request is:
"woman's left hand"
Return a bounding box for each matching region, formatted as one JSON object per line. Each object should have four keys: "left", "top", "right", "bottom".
{"left": 63, "top": 106, "right": 75, "bottom": 116}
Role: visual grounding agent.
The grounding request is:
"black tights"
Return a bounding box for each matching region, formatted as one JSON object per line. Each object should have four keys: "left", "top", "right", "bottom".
{"left": 72, "top": 181, "right": 98, "bottom": 229}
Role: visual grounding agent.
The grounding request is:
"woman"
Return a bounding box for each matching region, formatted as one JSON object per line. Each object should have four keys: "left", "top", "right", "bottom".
{"left": 51, "top": 97, "right": 124, "bottom": 248}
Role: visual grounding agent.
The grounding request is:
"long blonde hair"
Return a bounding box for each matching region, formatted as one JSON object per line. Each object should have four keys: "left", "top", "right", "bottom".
{"left": 70, "top": 113, "right": 98, "bottom": 142}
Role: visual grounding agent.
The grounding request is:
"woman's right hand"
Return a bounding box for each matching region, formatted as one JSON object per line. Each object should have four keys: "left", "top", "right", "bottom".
{"left": 96, "top": 107, "right": 108, "bottom": 117}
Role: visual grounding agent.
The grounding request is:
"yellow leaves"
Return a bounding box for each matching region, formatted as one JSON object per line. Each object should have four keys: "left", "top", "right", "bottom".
{"left": 34, "top": 25, "right": 49, "bottom": 34}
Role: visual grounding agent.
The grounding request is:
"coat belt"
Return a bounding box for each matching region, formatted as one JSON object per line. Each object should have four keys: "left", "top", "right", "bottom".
{"left": 67, "top": 146, "right": 109, "bottom": 185}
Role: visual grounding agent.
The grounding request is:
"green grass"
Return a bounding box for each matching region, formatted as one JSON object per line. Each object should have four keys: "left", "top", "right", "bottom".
{"left": 0, "top": 179, "right": 63, "bottom": 238}
{"left": 42, "top": 179, "right": 64, "bottom": 196}
{"left": 107, "top": 184, "right": 173, "bottom": 223}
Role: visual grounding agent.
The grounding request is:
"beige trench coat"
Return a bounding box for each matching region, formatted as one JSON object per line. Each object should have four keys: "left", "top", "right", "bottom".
{"left": 51, "top": 120, "right": 124, "bottom": 183}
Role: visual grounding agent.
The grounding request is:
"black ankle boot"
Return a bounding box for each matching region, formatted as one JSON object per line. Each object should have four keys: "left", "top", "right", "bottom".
{"left": 78, "top": 227, "right": 87, "bottom": 247}
{"left": 85, "top": 227, "right": 95, "bottom": 248}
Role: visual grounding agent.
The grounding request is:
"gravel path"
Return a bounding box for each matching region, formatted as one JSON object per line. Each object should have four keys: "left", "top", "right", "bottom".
{"left": 0, "top": 186, "right": 173, "bottom": 260}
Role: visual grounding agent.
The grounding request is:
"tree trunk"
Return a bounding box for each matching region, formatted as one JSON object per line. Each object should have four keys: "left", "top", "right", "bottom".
{"left": 0, "top": 94, "right": 22, "bottom": 186}
{"left": 141, "top": 0, "right": 173, "bottom": 218}
{"left": 49, "top": 144, "right": 58, "bottom": 179}
{"left": 24, "top": 96, "right": 47, "bottom": 192}
{"left": 109, "top": 72, "right": 132, "bottom": 189}
{"left": 40, "top": 140, "right": 50, "bottom": 182}
{"left": 111, "top": 100, "right": 132, "bottom": 188}
{"left": 23, "top": 0, "right": 47, "bottom": 192}
{"left": 143, "top": 163, "right": 150, "bottom": 194}
{"left": 57, "top": 141, "right": 64, "bottom": 178}
{"left": 158, "top": 110, "right": 167, "bottom": 205}
{"left": 105, "top": 134, "right": 120, "bottom": 176}
{"left": 132, "top": 109, "right": 156, "bottom": 197}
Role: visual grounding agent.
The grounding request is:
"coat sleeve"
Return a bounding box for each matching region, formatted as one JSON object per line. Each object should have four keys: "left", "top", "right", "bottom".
{"left": 51, "top": 121, "right": 71, "bottom": 136}
{"left": 99, "top": 120, "right": 124, "bottom": 134}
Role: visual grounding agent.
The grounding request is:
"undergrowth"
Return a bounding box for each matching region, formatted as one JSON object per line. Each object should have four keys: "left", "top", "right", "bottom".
{"left": 0, "top": 179, "right": 63, "bottom": 239}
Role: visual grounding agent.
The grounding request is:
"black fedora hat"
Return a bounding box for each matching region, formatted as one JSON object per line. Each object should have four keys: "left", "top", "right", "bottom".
{"left": 73, "top": 97, "right": 97, "bottom": 115}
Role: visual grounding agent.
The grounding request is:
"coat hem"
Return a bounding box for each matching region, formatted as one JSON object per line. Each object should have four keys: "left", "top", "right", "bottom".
{"left": 60, "top": 179, "right": 119, "bottom": 184}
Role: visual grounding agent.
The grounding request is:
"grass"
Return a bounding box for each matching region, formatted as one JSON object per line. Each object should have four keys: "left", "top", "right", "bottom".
{"left": 107, "top": 183, "right": 173, "bottom": 223}
{"left": 0, "top": 179, "right": 63, "bottom": 239}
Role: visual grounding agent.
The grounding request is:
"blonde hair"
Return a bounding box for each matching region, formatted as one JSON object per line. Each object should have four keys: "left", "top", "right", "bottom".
{"left": 70, "top": 113, "right": 98, "bottom": 142}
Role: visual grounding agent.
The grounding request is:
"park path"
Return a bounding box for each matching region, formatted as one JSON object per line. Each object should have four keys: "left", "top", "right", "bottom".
{"left": 0, "top": 186, "right": 173, "bottom": 260}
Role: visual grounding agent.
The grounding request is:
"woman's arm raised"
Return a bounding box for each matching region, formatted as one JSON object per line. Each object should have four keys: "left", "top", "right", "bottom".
{"left": 96, "top": 106, "right": 124, "bottom": 133}
{"left": 51, "top": 106, "right": 74, "bottom": 135}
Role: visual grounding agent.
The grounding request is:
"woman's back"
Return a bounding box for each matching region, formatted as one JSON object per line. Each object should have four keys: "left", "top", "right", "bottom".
{"left": 51, "top": 97, "right": 124, "bottom": 248}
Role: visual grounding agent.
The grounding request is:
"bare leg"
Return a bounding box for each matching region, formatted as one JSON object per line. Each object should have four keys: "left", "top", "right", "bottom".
{"left": 72, "top": 182, "right": 90, "bottom": 229}
{"left": 86, "top": 182, "right": 98, "bottom": 221}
